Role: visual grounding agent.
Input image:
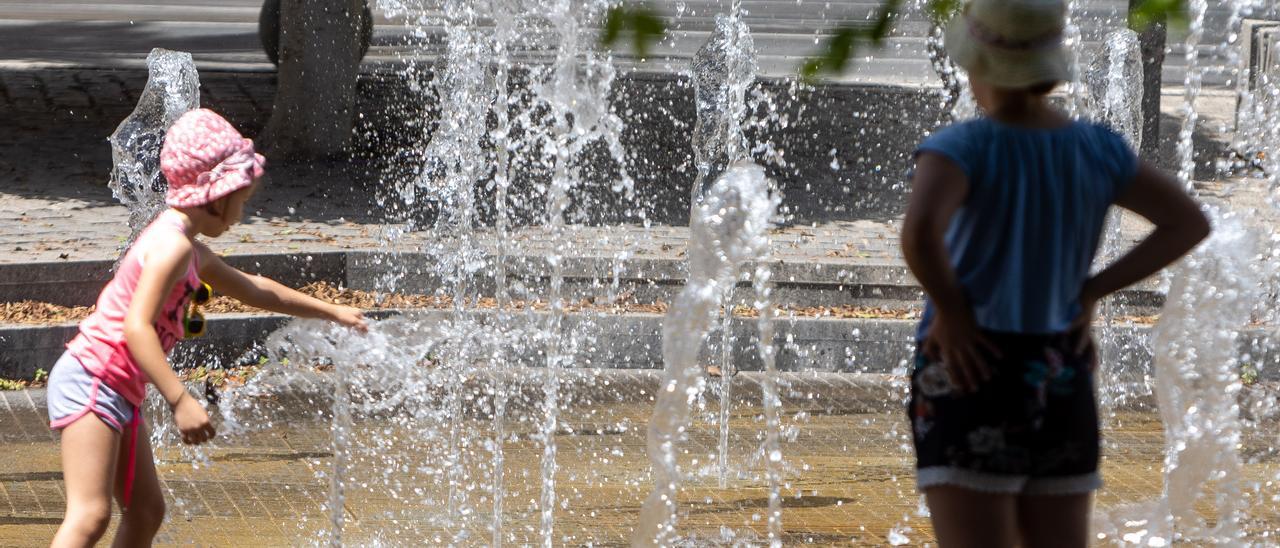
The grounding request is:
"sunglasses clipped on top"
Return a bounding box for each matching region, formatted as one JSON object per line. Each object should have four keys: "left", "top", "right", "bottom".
{"left": 184, "top": 281, "right": 212, "bottom": 339}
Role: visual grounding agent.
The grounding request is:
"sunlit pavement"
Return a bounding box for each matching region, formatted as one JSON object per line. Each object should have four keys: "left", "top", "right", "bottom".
{"left": 3, "top": 371, "right": 1276, "bottom": 546}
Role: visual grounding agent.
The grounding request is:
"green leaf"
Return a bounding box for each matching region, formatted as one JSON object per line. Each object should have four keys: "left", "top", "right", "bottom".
{"left": 599, "top": 3, "right": 667, "bottom": 59}
{"left": 796, "top": 0, "right": 905, "bottom": 82}
{"left": 632, "top": 8, "right": 666, "bottom": 58}
{"left": 633, "top": 9, "right": 665, "bottom": 35}
{"left": 796, "top": 25, "right": 866, "bottom": 81}
{"left": 926, "top": 0, "right": 962, "bottom": 24}
{"left": 1129, "top": 0, "right": 1187, "bottom": 32}
{"left": 829, "top": 28, "right": 857, "bottom": 70}
{"left": 602, "top": 6, "right": 626, "bottom": 48}
{"left": 800, "top": 58, "right": 826, "bottom": 83}
{"left": 868, "top": 0, "right": 902, "bottom": 45}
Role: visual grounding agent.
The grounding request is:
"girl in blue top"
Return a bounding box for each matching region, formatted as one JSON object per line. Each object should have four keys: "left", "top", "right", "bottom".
{"left": 901, "top": 0, "right": 1210, "bottom": 545}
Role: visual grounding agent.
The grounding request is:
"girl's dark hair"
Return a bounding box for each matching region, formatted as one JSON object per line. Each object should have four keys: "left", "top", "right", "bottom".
{"left": 1027, "top": 81, "right": 1060, "bottom": 95}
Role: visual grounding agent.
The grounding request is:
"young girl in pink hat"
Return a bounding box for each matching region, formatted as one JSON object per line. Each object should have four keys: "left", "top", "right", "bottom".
{"left": 47, "top": 108, "right": 367, "bottom": 547}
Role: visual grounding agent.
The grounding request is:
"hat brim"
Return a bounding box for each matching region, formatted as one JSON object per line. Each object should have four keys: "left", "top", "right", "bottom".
{"left": 944, "top": 14, "right": 1072, "bottom": 89}
{"left": 165, "top": 170, "right": 259, "bottom": 208}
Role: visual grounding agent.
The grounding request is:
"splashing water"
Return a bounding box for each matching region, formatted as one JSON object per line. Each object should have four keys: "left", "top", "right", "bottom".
{"left": 129, "top": 0, "right": 1280, "bottom": 544}
{"left": 691, "top": 10, "right": 757, "bottom": 205}
{"left": 1177, "top": 0, "right": 1210, "bottom": 194}
{"left": 108, "top": 48, "right": 200, "bottom": 250}
{"left": 489, "top": 4, "right": 517, "bottom": 544}
{"left": 689, "top": 5, "right": 759, "bottom": 491}
{"left": 419, "top": 2, "right": 496, "bottom": 527}
{"left": 1086, "top": 28, "right": 1144, "bottom": 417}
{"left": 329, "top": 342, "right": 354, "bottom": 548}
{"left": 1061, "top": 0, "right": 1086, "bottom": 117}
{"left": 532, "top": 1, "right": 630, "bottom": 544}
{"left": 1086, "top": 29, "right": 1144, "bottom": 150}
{"left": 362, "top": 0, "right": 632, "bottom": 543}
{"left": 635, "top": 161, "right": 779, "bottom": 546}
{"left": 752, "top": 262, "right": 784, "bottom": 547}
{"left": 923, "top": 12, "right": 975, "bottom": 122}
{"left": 215, "top": 315, "right": 462, "bottom": 545}
{"left": 1094, "top": 214, "right": 1262, "bottom": 545}
{"left": 1095, "top": 5, "right": 1271, "bottom": 544}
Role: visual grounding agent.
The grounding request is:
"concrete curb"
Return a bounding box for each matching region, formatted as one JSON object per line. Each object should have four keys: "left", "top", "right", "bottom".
{"left": 2, "top": 249, "right": 1164, "bottom": 313}
{"left": 10, "top": 368, "right": 912, "bottom": 418}
{"left": 0, "top": 253, "right": 348, "bottom": 307}
{"left": 5, "top": 307, "right": 1264, "bottom": 383}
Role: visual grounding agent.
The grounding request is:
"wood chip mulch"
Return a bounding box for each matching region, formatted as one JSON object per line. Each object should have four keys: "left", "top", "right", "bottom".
{"left": 1, "top": 282, "right": 932, "bottom": 325}
{"left": 5, "top": 283, "right": 1178, "bottom": 327}
{"left": 1, "top": 301, "right": 94, "bottom": 325}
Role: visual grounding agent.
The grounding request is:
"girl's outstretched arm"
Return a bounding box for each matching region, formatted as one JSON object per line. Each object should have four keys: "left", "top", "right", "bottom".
{"left": 194, "top": 243, "right": 367, "bottom": 331}
{"left": 901, "top": 152, "right": 1000, "bottom": 393}
{"left": 124, "top": 233, "right": 216, "bottom": 445}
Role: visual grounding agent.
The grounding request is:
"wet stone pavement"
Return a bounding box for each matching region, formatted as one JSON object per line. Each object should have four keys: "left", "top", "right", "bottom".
{"left": 2, "top": 370, "right": 1279, "bottom": 546}
{"left": 0, "top": 177, "right": 909, "bottom": 267}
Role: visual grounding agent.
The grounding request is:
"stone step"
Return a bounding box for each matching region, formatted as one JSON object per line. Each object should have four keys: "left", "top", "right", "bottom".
{"left": 0, "top": 249, "right": 1166, "bottom": 314}
{"left": 2, "top": 308, "right": 1271, "bottom": 390}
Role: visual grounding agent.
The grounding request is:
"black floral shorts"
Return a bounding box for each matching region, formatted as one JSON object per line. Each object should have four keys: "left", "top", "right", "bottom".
{"left": 907, "top": 330, "right": 1101, "bottom": 495}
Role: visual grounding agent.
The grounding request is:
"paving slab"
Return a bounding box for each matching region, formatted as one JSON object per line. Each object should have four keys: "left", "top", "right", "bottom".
{"left": 2, "top": 370, "right": 1280, "bottom": 545}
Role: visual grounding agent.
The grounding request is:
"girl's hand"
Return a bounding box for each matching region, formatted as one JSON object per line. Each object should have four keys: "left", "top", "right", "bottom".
{"left": 172, "top": 392, "right": 216, "bottom": 445}
{"left": 329, "top": 305, "right": 368, "bottom": 332}
{"left": 924, "top": 312, "right": 1001, "bottom": 394}
{"left": 1069, "top": 294, "right": 1099, "bottom": 359}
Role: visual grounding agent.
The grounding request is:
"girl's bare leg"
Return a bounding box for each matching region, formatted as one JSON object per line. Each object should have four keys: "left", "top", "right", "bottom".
{"left": 51, "top": 415, "right": 120, "bottom": 548}
{"left": 112, "top": 421, "right": 165, "bottom": 548}
{"left": 1016, "top": 493, "right": 1092, "bottom": 548}
{"left": 924, "top": 485, "right": 1019, "bottom": 548}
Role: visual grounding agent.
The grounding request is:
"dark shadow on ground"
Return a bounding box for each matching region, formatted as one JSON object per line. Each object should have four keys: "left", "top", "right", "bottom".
{"left": 0, "top": 516, "right": 63, "bottom": 525}
{"left": 0, "top": 471, "right": 62, "bottom": 482}
{"left": 213, "top": 450, "right": 333, "bottom": 463}
{"left": 0, "top": 69, "right": 397, "bottom": 226}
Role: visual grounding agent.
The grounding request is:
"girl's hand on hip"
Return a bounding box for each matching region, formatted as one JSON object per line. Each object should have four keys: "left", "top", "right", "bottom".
{"left": 330, "top": 305, "right": 368, "bottom": 333}
{"left": 1069, "top": 295, "right": 1098, "bottom": 359}
{"left": 173, "top": 392, "right": 216, "bottom": 445}
{"left": 924, "top": 313, "right": 1001, "bottom": 394}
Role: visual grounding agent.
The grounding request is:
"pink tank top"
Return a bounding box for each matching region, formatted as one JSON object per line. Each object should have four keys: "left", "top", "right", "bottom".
{"left": 67, "top": 210, "right": 201, "bottom": 406}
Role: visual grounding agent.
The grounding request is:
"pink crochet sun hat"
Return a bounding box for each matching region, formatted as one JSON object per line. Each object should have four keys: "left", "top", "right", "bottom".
{"left": 160, "top": 108, "right": 266, "bottom": 208}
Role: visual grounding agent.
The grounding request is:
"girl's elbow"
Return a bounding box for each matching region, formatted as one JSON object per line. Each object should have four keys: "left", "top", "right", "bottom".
{"left": 1172, "top": 210, "right": 1211, "bottom": 252}
{"left": 122, "top": 319, "right": 154, "bottom": 344}
{"left": 899, "top": 233, "right": 918, "bottom": 262}
{"left": 900, "top": 222, "right": 922, "bottom": 249}
{"left": 900, "top": 223, "right": 936, "bottom": 259}
{"left": 1190, "top": 210, "right": 1211, "bottom": 244}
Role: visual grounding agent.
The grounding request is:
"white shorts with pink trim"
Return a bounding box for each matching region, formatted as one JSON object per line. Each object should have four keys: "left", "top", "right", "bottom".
{"left": 47, "top": 351, "right": 135, "bottom": 432}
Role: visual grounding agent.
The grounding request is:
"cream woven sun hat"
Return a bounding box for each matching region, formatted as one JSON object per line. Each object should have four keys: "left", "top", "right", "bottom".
{"left": 944, "top": 0, "right": 1072, "bottom": 88}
